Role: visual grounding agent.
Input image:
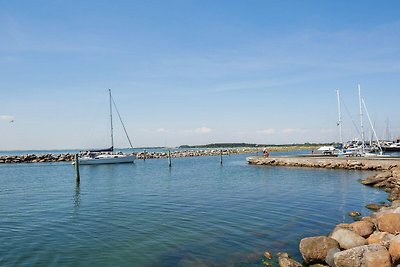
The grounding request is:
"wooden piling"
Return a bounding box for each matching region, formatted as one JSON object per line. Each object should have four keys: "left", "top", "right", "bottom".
{"left": 220, "top": 149, "right": 223, "bottom": 165}
{"left": 168, "top": 150, "right": 172, "bottom": 167}
{"left": 74, "top": 154, "right": 80, "bottom": 183}
{"left": 143, "top": 149, "right": 146, "bottom": 161}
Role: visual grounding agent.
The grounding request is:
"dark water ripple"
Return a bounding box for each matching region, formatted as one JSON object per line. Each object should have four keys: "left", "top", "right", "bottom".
{"left": 0, "top": 154, "right": 388, "bottom": 266}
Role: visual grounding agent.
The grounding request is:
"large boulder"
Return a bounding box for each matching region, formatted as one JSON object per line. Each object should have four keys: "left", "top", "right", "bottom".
{"left": 350, "top": 221, "right": 375, "bottom": 238}
{"left": 377, "top": 213, "right": 400, "bottom": 234}
{"left": 330, "top": 227, "right": 367, "bottom": 250}
{"left": 299, "top": 236, "right": 339, "bottom": 264}
{"left": 389, "top": 234, "right": 400, "bottom": 263}
{"left": 333, "top": 244, "right": 391, "bottom": 267}
{"left": 364, "top": 245, "right": 392, "bottom": 267}
{"left": 367, "top": 231, "right": 394, "bottom": 248}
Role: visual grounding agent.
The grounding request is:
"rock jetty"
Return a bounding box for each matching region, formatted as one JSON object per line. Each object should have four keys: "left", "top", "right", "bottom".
{"left": 0, "top": 153, "right": 75, "bottom": 164}
{"left": 248, "top": 156, "right": 400, "bottom": 266}
{"left": 0, "top": 146, "right": 317, "bottom": 164}
{"left": 0, "top": 148, "right": 260, "bottom": 164}
{"left": 247, "top": 156, "right": 399, "bottom": 171}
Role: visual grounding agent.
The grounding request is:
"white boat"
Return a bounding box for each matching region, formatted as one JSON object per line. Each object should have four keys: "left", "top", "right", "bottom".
{"left": 73, "top": 89, "right": 135, "bottom": 165}
{"left": 316, "top": 146, "right": 338, "bottom": 155}
{"left": 77, "top": 152, "right": 135, "bottom": 165}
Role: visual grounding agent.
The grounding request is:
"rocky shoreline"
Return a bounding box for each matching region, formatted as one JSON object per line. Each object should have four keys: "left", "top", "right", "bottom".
{"left": 248, "top": 156, "right": 400, "bottom": 266}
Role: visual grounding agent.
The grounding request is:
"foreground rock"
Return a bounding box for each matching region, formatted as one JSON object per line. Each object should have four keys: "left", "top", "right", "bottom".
{"left": 389, "top": 235, "right": 400, "bottom": 264}
{"left": 367, "top": 232, "right": 394, "bottom": 248}
{"left": 377, "top": 213, "right": 400, "bottom": 234}
{"left": 333, "top": 244, "right": 391, "bottom": 267}
{"left": 350, "top": 221, "right": 375, "bottom": 238}
{"left": 330, "top": 228, "right": 367, "bottom": 250}
{"left": 299, "top": 236, "right": 339, "bottom": 264}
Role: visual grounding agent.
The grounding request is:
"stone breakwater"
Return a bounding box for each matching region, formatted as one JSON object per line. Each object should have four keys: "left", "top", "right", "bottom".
{"left": 136, "top": 149, "right": 240, "bottom": 159}
{"left": 246, "top": 156, "right": 399, "bottom": 171}
{"left": 248, "top": 156, "right": 400, "bottom": 266}
{"left": 0, "top": 146, "right": 318, "bottom": 164}
{"left": 0, "top": 153, "right": 76, "bottom": 164}
{"left": 0, "top": 148, "right": 257, "bottom": 164}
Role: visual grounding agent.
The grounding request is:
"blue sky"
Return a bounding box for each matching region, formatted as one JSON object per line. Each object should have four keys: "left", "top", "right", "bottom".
{"left": 1, "top": 0, "right": 400, "bottom": 150}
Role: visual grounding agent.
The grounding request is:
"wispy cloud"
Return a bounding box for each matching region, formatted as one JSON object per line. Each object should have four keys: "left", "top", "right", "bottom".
{"left": 257, "top": 128, "right": 277, "bottom": 135}
{"left": 320, "top": 128, "right": 336, "bottom": 134}
{"left": 194, "top": 127, "right": 212, "bottom": 134}
{"left": 281, "top": 128, "right": 309, "bottom": 134}
{"left": 186, "top": 126, "right": 213, "bottom": 134}
{"left": 156, "top": 128, "right": 173, "bottom": 133}
{"left": 0, "top": 115, "right": 14, "bottom": 121}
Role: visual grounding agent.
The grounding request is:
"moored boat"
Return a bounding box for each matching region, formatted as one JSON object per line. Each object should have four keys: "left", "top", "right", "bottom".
{"left": 73, "top": 89, "right": 135, "bottom": 165}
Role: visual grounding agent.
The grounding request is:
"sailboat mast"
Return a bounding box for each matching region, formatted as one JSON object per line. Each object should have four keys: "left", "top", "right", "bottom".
{"left": 109, "top": 88, "right": 114, "bottom": 150}
{"left": 336, "top": 89, "right": 343, "bottom": 144}
{"left": 358, "top": 84, "right": 365, "bottom": 152}
{"left": 362, "top": 98, "right": 383, "bottom": 154}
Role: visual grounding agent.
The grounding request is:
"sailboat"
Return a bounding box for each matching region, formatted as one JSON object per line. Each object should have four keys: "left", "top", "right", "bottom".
{"left": 73, "top": 89, "right": 135, "bottom": 165}
{"left": 336, "top": 86, "right": 387, "bottom": 157}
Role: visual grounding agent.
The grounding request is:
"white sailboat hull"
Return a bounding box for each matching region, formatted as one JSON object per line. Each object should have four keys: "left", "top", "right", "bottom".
{"left": 74, "top": 154, "right": 135, "bottom": 165}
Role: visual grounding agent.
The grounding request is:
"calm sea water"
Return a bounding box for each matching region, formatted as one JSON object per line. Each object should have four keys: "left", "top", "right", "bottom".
{"left": 0, "top": 153, "right": 388, "bottom": 266}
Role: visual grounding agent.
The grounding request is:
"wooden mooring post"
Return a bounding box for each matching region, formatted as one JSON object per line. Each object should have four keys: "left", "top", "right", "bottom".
{"left": 74, "top": 154, "right": 80, "bottom": 183}
{"left": 220, "top": 149, "right": 223, "bottom": 165}
{"left": 168, "top": 150, "right": 172, "bottom": 168}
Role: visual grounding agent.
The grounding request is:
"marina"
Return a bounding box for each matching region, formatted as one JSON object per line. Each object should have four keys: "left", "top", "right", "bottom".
{"left": 2, "top": 1, "right": 400, "bottom": 266}
{"left": 0, "top": 152, "right": 391, "bottom": 266}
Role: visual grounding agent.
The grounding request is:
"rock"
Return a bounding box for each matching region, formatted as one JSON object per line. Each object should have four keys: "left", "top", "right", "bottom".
{"left": 393, "top": 199, "right": 400, "bottom": 205}
{"left": 277, "top": 252, "right": 302, "bottom": 267}
{"left": 263, "top": 251, "right": 273, "bottom": 260}
{"left": 325, "top": 247, "right": 340, "bottom": 267}
{"left": 350, "top": 221, "right": 375, "bottom": 238}
{"left": 364, "top": 245, "right": 392, "bottom": 267}
{"left": 360, "top": 216, "right": 377, "bottom": 225}
{"left": 348, "top": 211, "right": 361, "bottom": 217}
{"left": 299, "top": 236, "right": 339, "bottom": 264}
{"left": 333, "top": 244, "right": 390, "bottom": 267}
{"left": 330, "top": 227, "right": 367, "bottom": 250}
{"left": 365, "top": 203, "right": 383, "bottom": 211}
{"left": 367, "top": 231, "right": 394, "bottom": 248}
{"left": 336, "top": 223, "right": 352, "bottom": 230}
{"left": 389, "top": 235, "right": 400, "bottom": 263}
{"left": 388, "top": 188, "right": 400, "bottom": 202}
{"left": 377, "top": 213, "right": 400, "bottom": 234}
{"left": 376, "top": 171, "right": 393, "bottom": 179}
{"left": 361, "top": 174, "right": 388, "bottom": 185}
